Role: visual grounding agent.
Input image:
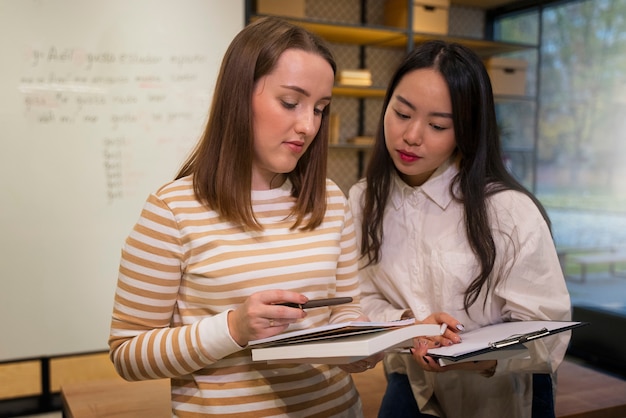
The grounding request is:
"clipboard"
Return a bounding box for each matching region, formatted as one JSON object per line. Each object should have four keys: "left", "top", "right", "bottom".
{"left": 427, "top": 320, "right": 588, "bottom": 365}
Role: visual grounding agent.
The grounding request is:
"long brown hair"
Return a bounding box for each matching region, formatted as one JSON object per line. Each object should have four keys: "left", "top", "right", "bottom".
{"left": 177, "top": 17, "right": 336, "bottom": 230}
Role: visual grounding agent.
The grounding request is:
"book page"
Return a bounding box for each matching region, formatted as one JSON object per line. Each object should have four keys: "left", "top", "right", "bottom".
{"left": 249, "top": 319, "right": 416, "bottom": 347}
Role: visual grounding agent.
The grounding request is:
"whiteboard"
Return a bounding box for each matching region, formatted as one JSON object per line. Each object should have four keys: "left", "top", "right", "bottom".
{"left": 0, "top": 0, "right": 243, "bottom": 361}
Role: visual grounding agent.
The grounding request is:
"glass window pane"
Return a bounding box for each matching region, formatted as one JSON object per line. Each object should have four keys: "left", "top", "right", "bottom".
{"left": 496, "top": 0, "right": 626, "bottom": 376}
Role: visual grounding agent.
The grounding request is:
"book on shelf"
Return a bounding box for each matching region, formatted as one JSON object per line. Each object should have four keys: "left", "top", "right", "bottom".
{"left": 427, "top": 320, "right": 587, "bottom": 366}
{"left": 337, "top": 78, "right": 373, "bottom": 87}
{"left": 250, "top": 319, "right": 444, "bottom": 364}
{"left": 337, "top": 68, "right": 372, "bottom": 87}
{"left": 339, "top": 69, "right": 372, "bottom": 80}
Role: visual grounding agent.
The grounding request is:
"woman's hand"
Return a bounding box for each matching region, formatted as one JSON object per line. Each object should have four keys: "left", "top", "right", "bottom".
{"left": 337, "top": 314, "right": 385, "bottom": 373}
{"left": 411, "top": 336, "right": 497, "bottom": 377}
{"left": 339, "top": 351, "right": 385, "bottom": 373}
{"left": 227, "top": 290, "right": 308, "bottom": 346}
{"left": 417, "top": 311, "right": 464, "bottom": 346}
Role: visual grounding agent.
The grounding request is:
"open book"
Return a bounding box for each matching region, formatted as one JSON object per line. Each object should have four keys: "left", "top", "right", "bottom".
{"left": 427, "top": 320, "right": 587, "bottom": 366}
{"left": 250, "top": 320, "right": 444, "bottom": 364}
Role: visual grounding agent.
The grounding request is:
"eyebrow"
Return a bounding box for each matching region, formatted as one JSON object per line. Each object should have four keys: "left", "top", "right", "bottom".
{"left": 396, "top": 94, "right": 415, "bottom": 110}
{"left": 395, "top": 94, "right": 452, "bottom": 118}
{"left": 281, "top": 85, "right": 332, "bottom": 102}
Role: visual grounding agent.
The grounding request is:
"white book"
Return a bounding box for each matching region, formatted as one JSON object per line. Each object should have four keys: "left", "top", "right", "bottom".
{"left": 250, "top": 322, "right": 444, "bottom": 364}
{"left": 338, "top": 69, "right": 372, "bottom": 79}
{"left": 337, "top": 77, "right": 373, "bottom": 87}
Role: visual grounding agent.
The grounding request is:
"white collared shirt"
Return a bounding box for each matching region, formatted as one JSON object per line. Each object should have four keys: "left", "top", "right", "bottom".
{"left": 349, "top": 158, "right": 571, "bottom": 418}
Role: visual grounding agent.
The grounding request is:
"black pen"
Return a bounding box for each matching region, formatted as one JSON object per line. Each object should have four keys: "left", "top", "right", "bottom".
{"left": 276, "top": 297, "right": 353, "bottom": 309}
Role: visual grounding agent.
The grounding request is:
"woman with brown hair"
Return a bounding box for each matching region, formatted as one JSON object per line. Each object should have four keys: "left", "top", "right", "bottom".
{"left": 109, "top": 17, "right": 376, "bottom": 417}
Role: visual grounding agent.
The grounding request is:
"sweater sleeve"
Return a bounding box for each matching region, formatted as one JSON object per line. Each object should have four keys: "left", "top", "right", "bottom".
{"left": 108, "top": 194, "right": 242, "bottom": 381}
{"left": 490, "top": 191, "right": 572, "bottom": 375}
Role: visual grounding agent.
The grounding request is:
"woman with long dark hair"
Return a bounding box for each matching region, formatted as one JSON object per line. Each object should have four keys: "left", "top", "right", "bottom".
{"left": 349, "top": 40, "right": 571, "bottom": 418}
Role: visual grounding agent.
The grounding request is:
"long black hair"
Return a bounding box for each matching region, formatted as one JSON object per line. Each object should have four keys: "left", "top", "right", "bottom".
{"left": 360, "top": 40, "right": 550, "bottom": 313}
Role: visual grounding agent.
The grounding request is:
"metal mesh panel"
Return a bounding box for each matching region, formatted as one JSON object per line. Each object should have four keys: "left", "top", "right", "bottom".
{"left": 304, "top": 0, "right": 486, "bottom": 193}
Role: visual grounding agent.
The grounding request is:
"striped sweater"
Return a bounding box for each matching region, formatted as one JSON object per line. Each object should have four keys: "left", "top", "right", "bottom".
{"left": 108, "top": 176, "right": 364, "bottom": 417}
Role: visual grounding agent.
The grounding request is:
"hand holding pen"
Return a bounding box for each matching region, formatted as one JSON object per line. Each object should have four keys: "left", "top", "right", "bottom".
{"left": 227, "top": 290, "right": 354, "bottom": 346}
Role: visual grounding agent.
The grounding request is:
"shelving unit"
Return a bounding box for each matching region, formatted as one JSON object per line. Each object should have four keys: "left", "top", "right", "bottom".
{"left": 245, "top": 0, "right": 538, "bottom": 192}
{"left": 249, "top": 17, "right": 533, "bottom": 54}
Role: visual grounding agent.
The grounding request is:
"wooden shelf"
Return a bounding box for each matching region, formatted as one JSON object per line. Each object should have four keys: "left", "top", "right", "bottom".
{"left": 413, "top": 34, "right": 534, "bottom": 57}
{"left": 333, "top": 85, "right": 386, "bottom": 98}
{"left": 251, "top": 16, "right": 535, "bottom": 56}
{"left": 451, "top": 0, "right": 518, "bottom": 9}
{"left": 288, "top": 20, "right": 406, "bottom": 46}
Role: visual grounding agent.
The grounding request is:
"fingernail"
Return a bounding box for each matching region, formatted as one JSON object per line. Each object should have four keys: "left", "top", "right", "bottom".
{"left": 456, "top": 324, "right": 465, "bottom": 331}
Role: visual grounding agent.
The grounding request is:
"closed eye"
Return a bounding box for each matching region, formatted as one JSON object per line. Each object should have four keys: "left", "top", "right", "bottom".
{"left": 394, "top": 109, "right": 410, "bottom": 119}
{"left": 281, "top": 100, "right": 297, "bottom": 110}
{"left": 431, "top": 123, "right": 447, "bottom": 131}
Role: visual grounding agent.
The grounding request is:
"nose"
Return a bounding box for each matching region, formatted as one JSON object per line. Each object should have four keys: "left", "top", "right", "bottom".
{"left": 403, "top": 120, "right": 423, "bottom": 146}
{"left": 294, "top": 109, "right": 317, "bottom": 138}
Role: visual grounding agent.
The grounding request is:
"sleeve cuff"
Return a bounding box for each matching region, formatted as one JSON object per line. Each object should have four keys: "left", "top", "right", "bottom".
{"left": 196, "top": 310, "right": 244, "bottom": 361}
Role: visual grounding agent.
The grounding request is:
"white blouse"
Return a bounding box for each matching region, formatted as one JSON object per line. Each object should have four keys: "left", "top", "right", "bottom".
{"left": 348, "top": 158, "right": 571, "bottom": 418}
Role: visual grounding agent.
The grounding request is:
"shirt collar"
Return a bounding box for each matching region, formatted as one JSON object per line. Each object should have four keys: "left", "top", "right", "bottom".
{"left": 390, "top": 157, "right": 459, "bottom": 211}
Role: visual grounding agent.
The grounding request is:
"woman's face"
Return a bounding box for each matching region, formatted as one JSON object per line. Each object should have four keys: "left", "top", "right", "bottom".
{"left": 384, "top": 68, "right": 457, "bottom": 187}
{"left": 251, "top": 48, "right": 334, "bottom": 190}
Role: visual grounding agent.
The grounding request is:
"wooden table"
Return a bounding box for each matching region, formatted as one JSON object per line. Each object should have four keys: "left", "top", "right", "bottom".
{"left": 351, "top": 359, "right": 626, "bottom": 418}
{"left": 555, "top": 360, "right": 626, "bottom": 418}
{"left": 60, "top": 360, "right": 626, "bottom": 418}
{"left": 61, "top": 377, "right": 170, "bottom": 418}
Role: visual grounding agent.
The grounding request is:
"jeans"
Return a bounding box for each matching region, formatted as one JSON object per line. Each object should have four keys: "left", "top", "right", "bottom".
{"left": 377, "top": 372, "right": 555, "bottom": 418}
{"left": 532, "top": 374, "right": 555, "bottom": 418}
{"left": 377, "top": 372, "right": 436, "bottom": 418}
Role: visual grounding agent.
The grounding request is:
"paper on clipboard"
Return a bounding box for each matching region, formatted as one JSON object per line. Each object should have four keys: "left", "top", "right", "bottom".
{"left": 427, "top": 320, "right": 587, "bottom": 365}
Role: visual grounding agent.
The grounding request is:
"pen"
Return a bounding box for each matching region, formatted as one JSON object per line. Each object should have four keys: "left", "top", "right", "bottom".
{"left": 276, "top": 297, "right": 353, "bottom": 309}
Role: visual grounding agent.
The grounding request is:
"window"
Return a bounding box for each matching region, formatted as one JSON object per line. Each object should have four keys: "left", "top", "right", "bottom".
{"left": 494, "top": 0, "right": 626, "bottom": 375}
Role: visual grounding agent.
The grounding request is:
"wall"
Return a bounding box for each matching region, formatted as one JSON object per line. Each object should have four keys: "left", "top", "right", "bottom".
{"left": 0, "top": 0, "right": 243, "bottom": 362}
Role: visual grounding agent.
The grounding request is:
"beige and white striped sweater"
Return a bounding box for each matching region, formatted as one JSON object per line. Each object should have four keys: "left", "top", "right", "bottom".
{"left": 109, "top": 176, "right": 364, "bottom": 417}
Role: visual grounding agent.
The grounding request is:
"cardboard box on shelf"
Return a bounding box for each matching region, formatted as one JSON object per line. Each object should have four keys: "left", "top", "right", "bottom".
{"left": 256, "top": 0, "right": 305, "bottom": 18}
{"left": 385, "top": 0, "right": 450, "bottom": 35}
{"left": 485, "top": 57, "right": 528, "bottom": 96}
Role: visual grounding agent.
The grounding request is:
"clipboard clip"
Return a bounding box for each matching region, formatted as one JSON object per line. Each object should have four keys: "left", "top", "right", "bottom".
{"left": 489, "top": 327, "right": 550, "bottom": 349}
